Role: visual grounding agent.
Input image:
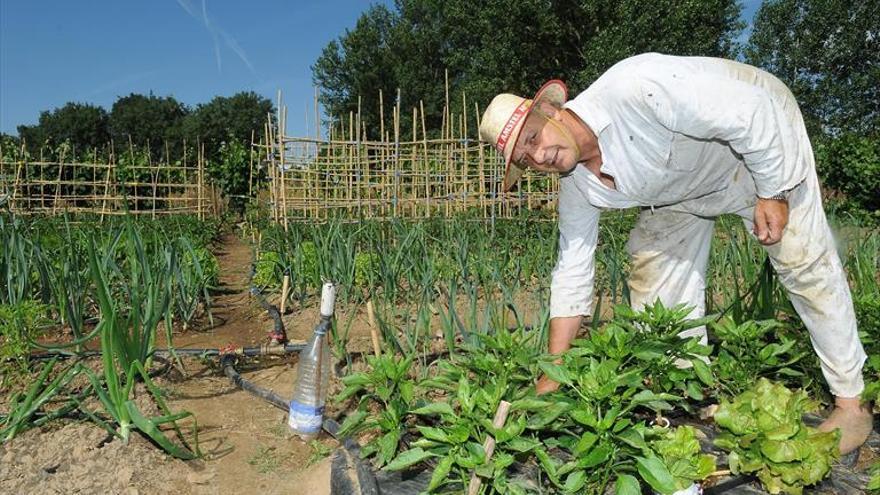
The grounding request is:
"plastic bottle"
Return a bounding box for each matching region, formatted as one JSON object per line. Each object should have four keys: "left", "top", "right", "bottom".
{"left": 288, "top": 282, "right": 336, "bottom": 440}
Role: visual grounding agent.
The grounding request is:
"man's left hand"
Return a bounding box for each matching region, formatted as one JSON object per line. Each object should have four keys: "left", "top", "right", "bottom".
{"left": 753, "top": 198, "right": 789, "bottom": 245}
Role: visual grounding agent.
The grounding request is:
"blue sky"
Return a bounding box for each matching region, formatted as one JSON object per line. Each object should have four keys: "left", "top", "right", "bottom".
{"left": 0, "top": 0, "right": 762, "bottom": 137}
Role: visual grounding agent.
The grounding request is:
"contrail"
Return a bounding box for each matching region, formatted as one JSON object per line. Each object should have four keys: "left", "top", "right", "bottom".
{"left": 174, "top": 0, "right": 257, "bottom": 76}
{"left": 77, "top": 71, "right": 159, "bottom": 99}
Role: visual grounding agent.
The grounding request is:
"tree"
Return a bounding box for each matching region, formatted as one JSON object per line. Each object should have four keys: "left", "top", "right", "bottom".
{"left": 17, "top": 102, "right": 109, "bottom": 158}
{"left": 183, "top": 92, "right": 273, "bottom": 212}
{"left": 109, "top": 93, "right": 189, "bottom": 160}
{"left": 745, "top": 0, "right": 879, "bottom": 136}
{"left": 183, "top": 91, "right": 273, "bottom": 159}
{"left": 312, "top": 4, "right": 399, "bottom": 139}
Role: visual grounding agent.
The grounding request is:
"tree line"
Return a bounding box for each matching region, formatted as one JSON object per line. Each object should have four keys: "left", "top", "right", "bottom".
{"left": 2, "top": 92, "right": 273, "bottom": 166}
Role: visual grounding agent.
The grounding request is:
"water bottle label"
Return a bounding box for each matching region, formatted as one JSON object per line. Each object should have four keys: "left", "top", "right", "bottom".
{"left": 288, "top": 401, "right": 324, "bottom": 433}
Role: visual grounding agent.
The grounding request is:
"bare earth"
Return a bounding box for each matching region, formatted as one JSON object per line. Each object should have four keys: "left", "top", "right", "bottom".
{"left": 1, "top": 233, "right": 344, "bottom": 495}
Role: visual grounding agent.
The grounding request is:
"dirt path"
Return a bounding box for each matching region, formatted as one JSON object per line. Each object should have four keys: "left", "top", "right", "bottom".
{"left": 163, "top": 232, "right": 336, "bottom": 494}
{"left": 1, "top": 233, "right": 337, "bottom": 495}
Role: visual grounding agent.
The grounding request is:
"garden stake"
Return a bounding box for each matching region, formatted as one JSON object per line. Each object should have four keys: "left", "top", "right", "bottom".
{"left": 280, "top": 273, "right": 290, "bottom": 314}
{"left": 467, "top": 400, "right": 511, "bottom": 495}
{"left": 366, "top": 299, "right": 381, "bottom": 357}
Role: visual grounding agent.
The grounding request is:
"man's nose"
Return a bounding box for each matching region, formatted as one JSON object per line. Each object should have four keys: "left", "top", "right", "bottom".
{"left": 533, "top": 146, "right": 549, "bottom": 164}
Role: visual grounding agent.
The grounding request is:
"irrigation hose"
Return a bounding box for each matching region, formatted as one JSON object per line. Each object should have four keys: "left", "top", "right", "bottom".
{"left": 220, "top": 354, "right": 289, "bottom": 411}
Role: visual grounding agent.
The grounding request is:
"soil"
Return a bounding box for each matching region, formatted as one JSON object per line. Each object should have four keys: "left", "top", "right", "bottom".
{"left": 1, "top": 233, "right": 346, "bottom": 495}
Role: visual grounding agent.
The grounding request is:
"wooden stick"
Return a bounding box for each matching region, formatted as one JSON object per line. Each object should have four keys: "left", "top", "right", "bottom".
{"left": 467, "top": 400, "right": 511, "bottom": 495}
{"left": 366, "top": 299, "right": 380, "bottom": 357}
{"left": 280, "top": 274, "right": 290, "bottom": 314}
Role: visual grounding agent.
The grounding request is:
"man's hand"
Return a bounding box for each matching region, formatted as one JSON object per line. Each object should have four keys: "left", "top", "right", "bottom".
{"left": 536, "top": 374, "right": 561, "bottom": 395}
{"left": 535, "top": 316, "right": 581, "bottom": 395}
{"left": 753, "top": 198, "right": 789, "bottom": 245}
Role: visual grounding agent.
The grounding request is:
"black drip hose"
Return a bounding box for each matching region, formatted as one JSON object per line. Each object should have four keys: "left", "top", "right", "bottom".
{"left": 221, "top": 354, "right": 289, "bottom": 411}
{"left": 250, "top": 286, "right": 287, "bottom": 342}
{"left": 216, "top": 247, "right": 300, "bottom": 413}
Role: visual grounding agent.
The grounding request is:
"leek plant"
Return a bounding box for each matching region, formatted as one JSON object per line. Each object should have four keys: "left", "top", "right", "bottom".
{"left": 87, "top": 221, "right": 172, "bottom": 369}
{"left": 0, "top": 358, "right": 82, "bottom": 442}
{"left": 77, "top": 318, "right": 199, "bottom": 459}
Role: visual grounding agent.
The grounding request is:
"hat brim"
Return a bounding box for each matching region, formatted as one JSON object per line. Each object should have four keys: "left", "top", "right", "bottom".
{"left": 502, "top": 80, "right": 568, "bottom": 192}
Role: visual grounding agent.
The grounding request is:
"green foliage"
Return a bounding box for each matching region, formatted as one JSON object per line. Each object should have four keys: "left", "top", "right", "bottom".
{"left": 183, "top": 91, "right": 272, "bottom": 163}
{"left": 745, "top": 0, "right": 879, "bottom": 136}
{"left": 339, "top": 304, "right": 721, "bottom": 494}
{"left": 647, "top": 426, "right": 716, "bottom": 492}
{"left": 714, "top": 378, "right": 839, "bottom": 494}
{"left": 868, "top": 460, "right": 880, "bottom": 493}
{"left": 814, "top": 133, "right": 880, "bottom": 218}
{"left": 336, "top": 353, "right": 417, "bottom": 468}
{"left": 253, "top": 251, "right": 282, "bottom": 288}
{"left": 0, "top": 301, "right": 48, "bottom": 385}
{"left": 109, "top": 93, "right": 189, "bottom": 159}
{"left": 353, "top": 251, "right": 380, "bottom": 287}
{"left": 209, "top": 137, "right": 251, "bottom": 212}
{"left": 296, "top": 241, "right": 320, "bottom": 287}
{"left": 16, "top": 102, "right": 109, "bottom": 158}
{"left": 711, "top": 318, "right": 811, "bottom": 395}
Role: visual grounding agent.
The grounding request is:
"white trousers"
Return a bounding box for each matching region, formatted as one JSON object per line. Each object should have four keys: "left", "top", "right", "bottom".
{"left": 625, "top": 163, "right": 867, "bottom": 398}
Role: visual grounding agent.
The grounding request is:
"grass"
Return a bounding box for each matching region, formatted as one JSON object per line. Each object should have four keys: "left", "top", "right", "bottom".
{"left": 247, "top": 444, "right": 288, "bottom": 474}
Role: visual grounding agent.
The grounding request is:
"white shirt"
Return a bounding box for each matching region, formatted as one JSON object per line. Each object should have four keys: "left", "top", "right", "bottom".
{"left": 550, "top": 53, "right": 810, "bottom": 319}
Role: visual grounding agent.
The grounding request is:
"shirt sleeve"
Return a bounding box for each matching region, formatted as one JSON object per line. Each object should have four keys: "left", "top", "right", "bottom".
{"left": 640, "top": 72, "right": 809, "bottom": 198}
{"left": 550, "top": 175, "right": 600, "bottom": 319}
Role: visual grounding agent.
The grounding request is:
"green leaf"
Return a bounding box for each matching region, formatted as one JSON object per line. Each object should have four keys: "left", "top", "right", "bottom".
{"left": 636, "top": 456, "right": 677, "bottom": 495}
{"left": 411, "top": 402, "right": 455, "bottom": 417}
{"left": 510, "top": 398, "right": 555, "bottom": 411}
{"left": 427, "top": 454, "right": 454, "bottom": 492}
{"left": 573, "top": 431, "right": 598, "bottom": 456}
{"left": 384, "top": 448, "right": 434, "bottom": 471}
{"left": 377, "top": 430, "right": 400, "bottom": 466}
{"left": 416, "top": 426, "right": 451, "bottom": 444}
{"left": 505, "top": 436, "right": 541, "bottom": 452}
{"left": 578, "top": 442, "right": 612, "bottom": 469}
{"left": 617, "top": 427, "right": 648, "bottom": 452}
{"left": 338, "top": 410, "right": 369, "bottom": 437}
{"left": 692, "top": 358, "right": 714, "bottom": 386}
{"left": 538, "top": 361, "right": 572, "bottom": 386}
{"left": 570, "top": 409, "right": 597, "bottom": 427}
{"left": 458, "top": 375, "right": 473, "bottom": 414}
{"left": 615, "top": 474, "right": 642, "bottom": 495}
{"left": 563, "top": 470, "right": 586, "bottom": 493}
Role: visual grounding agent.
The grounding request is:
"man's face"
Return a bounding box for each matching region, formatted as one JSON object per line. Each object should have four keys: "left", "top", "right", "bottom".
{"left": 511, "top": 103, "right": 580, "bottom": 174}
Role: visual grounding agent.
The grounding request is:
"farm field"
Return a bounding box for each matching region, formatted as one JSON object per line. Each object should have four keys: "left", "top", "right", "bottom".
{"left": 1, "top": 209, "right": 878, "bottom": 494}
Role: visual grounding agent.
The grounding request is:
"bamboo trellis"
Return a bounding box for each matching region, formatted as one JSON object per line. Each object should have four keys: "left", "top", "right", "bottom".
{"left": 261, "top": 85, "right": 560, "bottom": 224}
{"left": 0, "top": 142, "right": 215, "bottom": 218}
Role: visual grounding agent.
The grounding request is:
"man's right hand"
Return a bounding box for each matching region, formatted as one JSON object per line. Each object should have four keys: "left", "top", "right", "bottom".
{"left": 536, "top": 374, "right": 561, "bottom": 395}
{"left": 535, "top": 315, "right": 583, "bottom": 395}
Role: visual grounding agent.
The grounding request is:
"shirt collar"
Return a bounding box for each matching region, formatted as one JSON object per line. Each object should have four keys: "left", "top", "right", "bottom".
{"left": 563, "top": 97, "right": 612, "bottom": 136}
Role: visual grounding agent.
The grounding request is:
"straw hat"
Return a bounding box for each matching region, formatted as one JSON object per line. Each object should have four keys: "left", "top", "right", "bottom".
{"left": 479, "top": 80, "right": 568, "bottom": 191}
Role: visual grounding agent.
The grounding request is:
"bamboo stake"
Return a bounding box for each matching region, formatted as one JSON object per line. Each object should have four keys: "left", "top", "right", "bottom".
{"left": 280, "top": 274, "right": 290, "bottom": 314}
{"left": 366, "top": 299, "right": 380, "bottom": 357}
{"left": 197, "top": 143, "right": 204, "bottom": 220}
{"left": 281, "top": 104, "right": 289, "bottom": 230}
{"left": 467, "top": 400, "right": 511, "bottom": 495}
{"left": 249, "top": 129, "right": 255, "bottom": 197}
{"left": 420, "top": 100, "right": 429, "bottom": 218}
{"left": 394, "top": 88, "right": 401, "bottom": 218}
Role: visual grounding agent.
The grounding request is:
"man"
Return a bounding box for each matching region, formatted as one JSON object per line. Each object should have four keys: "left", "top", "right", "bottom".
{"left": 479, "top": 53, "right": 872, "bottom": 455}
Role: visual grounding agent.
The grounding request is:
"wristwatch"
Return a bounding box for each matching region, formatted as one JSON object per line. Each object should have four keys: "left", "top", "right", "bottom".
{"left": 766, "top": 188, "right": 792, "bottom": 202}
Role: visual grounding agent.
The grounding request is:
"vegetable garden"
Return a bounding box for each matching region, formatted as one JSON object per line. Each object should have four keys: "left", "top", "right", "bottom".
{"left": 2, "top": 197, "right": 878, "bottom": 493}
{"left": 1, "top": 94, "right": 879, "bottom": 495}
